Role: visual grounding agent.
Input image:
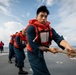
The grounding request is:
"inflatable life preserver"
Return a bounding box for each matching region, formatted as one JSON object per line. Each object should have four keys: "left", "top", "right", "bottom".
{"left": 26, "top": 19, "right": 52, "bottom": 52}
{"left": 14, "top": 32, "right": 26, "bottom": 48}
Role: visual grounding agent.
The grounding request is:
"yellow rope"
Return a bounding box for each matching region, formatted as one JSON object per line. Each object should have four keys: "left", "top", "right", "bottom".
{"left": 57, "top": 50, "right": 76, "bottom": 56}
{"left": 39, "top": 46, "right": 76, "bottom": 57}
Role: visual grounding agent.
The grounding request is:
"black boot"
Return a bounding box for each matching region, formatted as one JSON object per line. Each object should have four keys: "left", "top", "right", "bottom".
{"left": 18, "top": 67, "right": 28, "bottom": 74}
{"left": 15, "top": 63, "right": 18, "bottom": 67}
{"left": 8, "top": 59, "right": 12, "bottom": 64}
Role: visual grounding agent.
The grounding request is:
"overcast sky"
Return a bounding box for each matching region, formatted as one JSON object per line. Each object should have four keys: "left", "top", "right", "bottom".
{"left": 0, "top": 0, "right": 76, "bottom": 47}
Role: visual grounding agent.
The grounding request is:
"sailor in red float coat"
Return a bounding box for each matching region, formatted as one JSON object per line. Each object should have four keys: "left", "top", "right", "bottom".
{"left": 0, "top": 41, "right": 4, "bottom": 53}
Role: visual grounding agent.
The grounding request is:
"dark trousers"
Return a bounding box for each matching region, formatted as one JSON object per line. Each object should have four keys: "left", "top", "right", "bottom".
{"left": 0, "top": 46, "right": 4, "bottom": 53}
{"left": 14, "top": 46, "right": 25, "bottom": 68}
{"left": 27, "top": 50, "right": 51, "bottom": 75}
{"left": 9, "top": 43, "right": 15, "bottom": 60}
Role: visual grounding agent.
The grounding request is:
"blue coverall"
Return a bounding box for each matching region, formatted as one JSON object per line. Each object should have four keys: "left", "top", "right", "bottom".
{"left": 13, "top": 36, "right": 26, "bottom": 68}
{"left": 9, "top": 36, "right": 15, "bottom": 61}
{"left": 26, "top": 25, "right": 64, "bottom": 75}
